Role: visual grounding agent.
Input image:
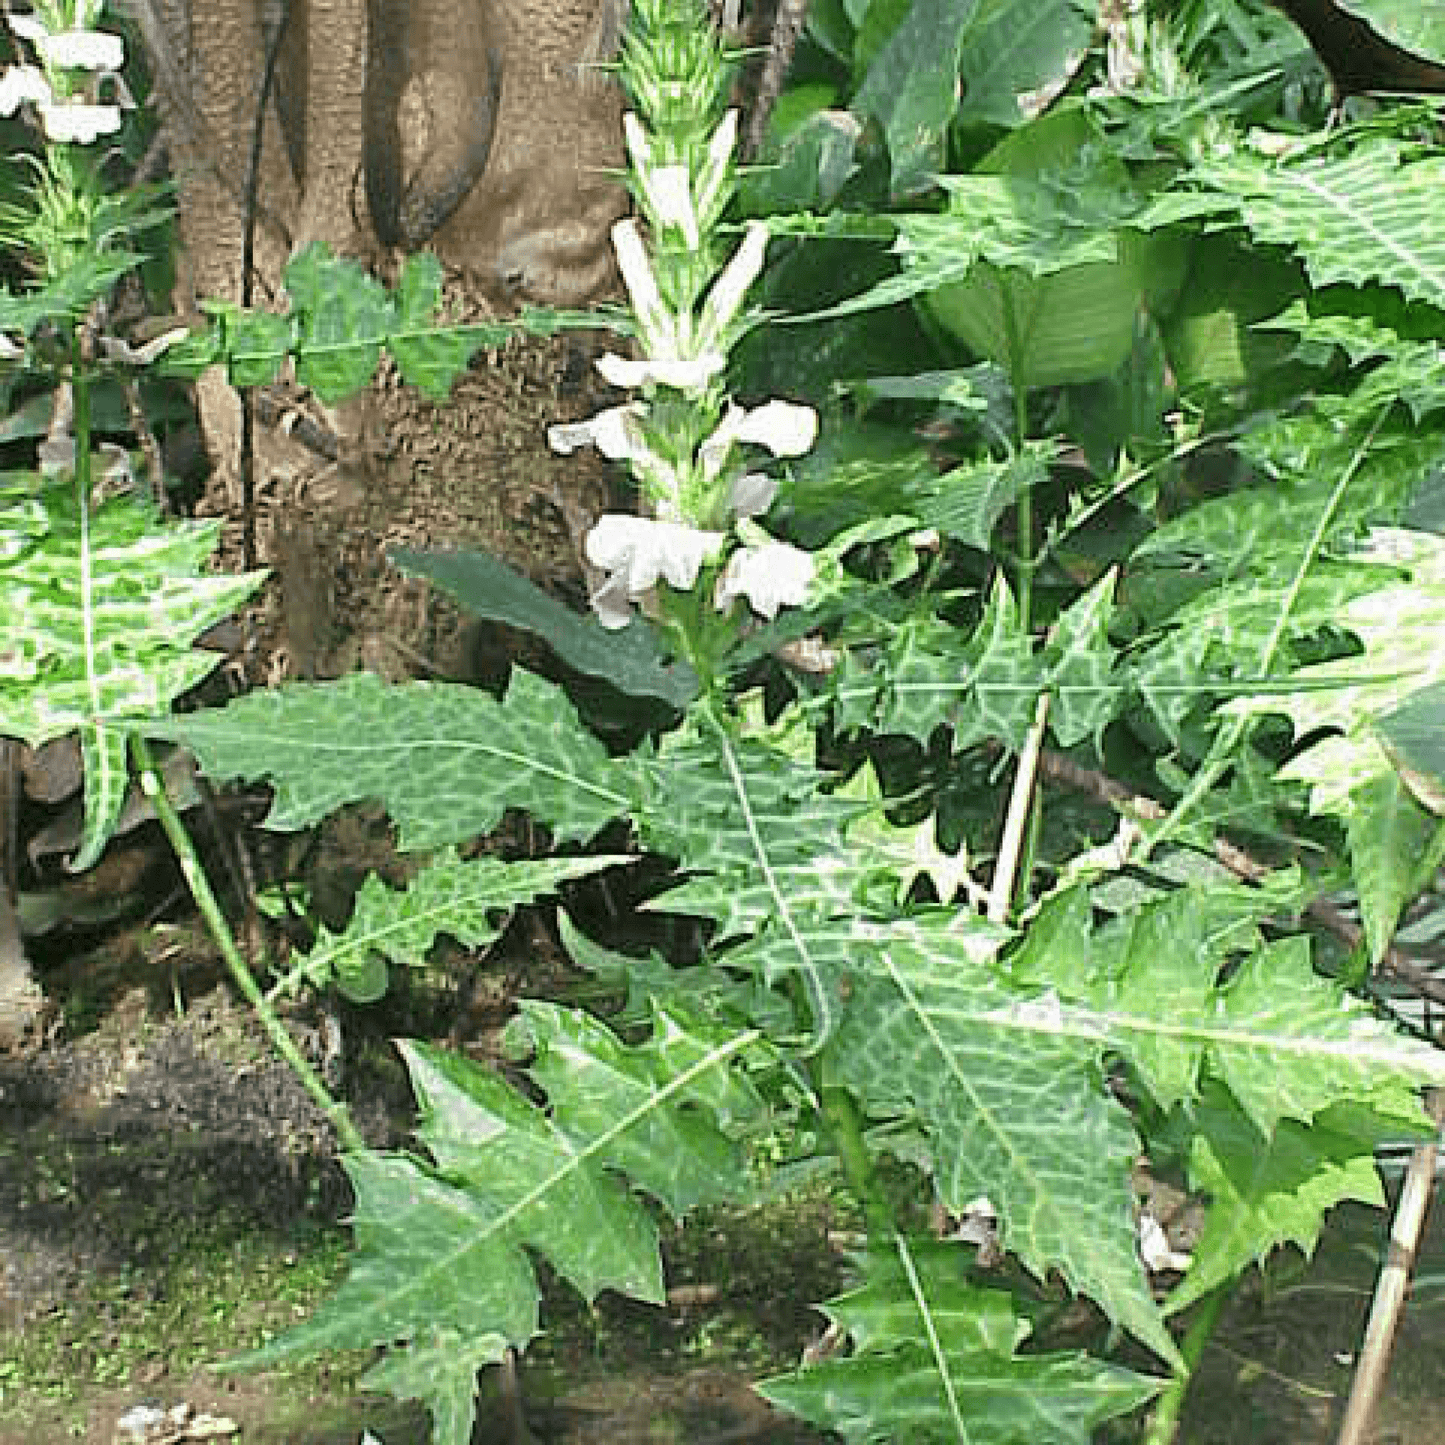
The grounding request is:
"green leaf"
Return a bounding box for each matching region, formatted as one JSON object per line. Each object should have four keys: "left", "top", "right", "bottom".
{"left": 956, "top": 0, "right": 1094, "bottom": 129}
{"left": 904, "top": 445, "right": 1054, "bottom": 552}
{"left": 760, "top": 1239, "right": 1163, "bottom": 1443}
{"left": 145, "top": 669, "right": 634, "bottom": 849}
{"left": 821, "top": 914, "right": 1179, "bottom": 1366}
{"left": 285, "top": 244, "right": 396, "bottom": 403}
{"left": 1041, "top": 570, "right": 1120, "bottom": 747}
{"left": 391, "top": 546, "right": 698, "bottom": 708}
{"left": 852, "top": 0, "right": 984, "bottom": 196}
{"left": 237, "top": 1010, "right": 761, "bottom": 1445}
{"left": 1012, "top": 887, "right": 1445, "bottom": 1133}
{"left": 0, "top": 477, "right": 263, "bottom": 869}
{"left": 285, "top": 850, "right": 631, "bottom": 1002}
{"left": 389, "top": 253, "right": 497, "bottom": 399}
{"left": 1344, "top": 770, "right": 1441, "bottom": 964}
{"left": 1189, "top": 140, "right": 1445, "bottom": 311}
{"left": 1379, "top": 680, "right": 1445, "bottom": 815}
{"left": 1165, "top": 1085, "right": 1390, "bottom": 1316}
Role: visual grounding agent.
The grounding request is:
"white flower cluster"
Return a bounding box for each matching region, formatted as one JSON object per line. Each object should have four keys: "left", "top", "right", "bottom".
{"left": 547, "top": 107, "right": 821, "bottom": 630}
{"left": 0, "top": 5, "right": 127, "bottom": 144}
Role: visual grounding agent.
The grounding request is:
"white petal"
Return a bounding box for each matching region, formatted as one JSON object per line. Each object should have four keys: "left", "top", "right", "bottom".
{"left": 0, "top": 65, "right": 52, "bottom": 115}
{"left": 6, "top": 15, "right": 47, "bottom": 43}
{"left": 44, "top": 29, "right": 124, "bottom": 70}
{"left": 733, "top": 399, "right": 818, "bottom": 457}
{"left": 716, "top": 540, "right": 815, "bottom": 619}
{"left": 547, "top": 403, "right": 643, "bottom": 460}
{"left": 694, "top": 110, "right": 740, "bottom": 221}
{"left": 611, "top": 218, "right": 672, "bottom": 347}
{"left": 648, "top": 165, "right": 700, "bottom": 248}
{"left": 585, "top": 515, "right": 724, "bottom": 596}
{"left": 729, "top": 472, "right": 777, "bottom": 519}
{"left": 699, "top": 220, "right": 768, "bottom": 342}
{"left": 596, "top": 350, "right": 724, "bottom": 391}
{"left": 622, "top": 111, "right": 652, "bottom": 170}
{"left": 0, "top": 333, "right": 22, "bottom": 360}
{"left": 40, "top": 99, "right": 120, "bottom": 142}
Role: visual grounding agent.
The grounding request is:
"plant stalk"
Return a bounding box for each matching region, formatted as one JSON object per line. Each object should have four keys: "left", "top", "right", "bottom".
{"left": 819, "top": 1082, "right": 894, "bottom": 1239}
{"left": 130, "top": 734, "right": 365, "bottom": 1154}
{"left": 1142, "top": 1286, "right": 1226, "bottom": 1445}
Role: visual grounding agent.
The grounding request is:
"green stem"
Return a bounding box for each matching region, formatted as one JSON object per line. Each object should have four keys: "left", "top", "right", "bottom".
{"left": 819, "top": 1082, "right": 893, "bottom": 1238}
{"left": 1142, "top": 1287, "right": 1225, "bottom": 1445}
{"left": 130, "top": 734, "right": 365, "bottom": 1154}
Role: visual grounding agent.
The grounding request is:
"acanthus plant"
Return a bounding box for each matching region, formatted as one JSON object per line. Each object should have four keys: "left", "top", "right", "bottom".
{"left": 5, "top": 1, "right": 1445, "bottom": 1443}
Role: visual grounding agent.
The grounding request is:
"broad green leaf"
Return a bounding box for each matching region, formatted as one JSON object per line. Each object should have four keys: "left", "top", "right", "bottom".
{"left": 1379, "top": 680, "right": 1445, "bottom": 815}
{"left": 0, "top": 476, "right": 262, "bottom": 869}
{"left": 1011, "top": 888, "right": 1445, "bottom": 1131}
{"left": 851, "top": 0, "right": 983, "bottom": 196}
{"left": 391, "top": 545, "right": 698, "bottom": 708}
{"left": 956, "top": 0, "right": 1094, "bottom": 128}
{"left": 1327, "top": 1, "right": 1445, "bottom": 64}
{"left": 283, "top": 851, "right": 631, "bottom": 1002}
{"left": 146, "top": 668, "right": 633, "bottom": 849}
{"left": 1165, "top": 1086, "right": 1390, "bottom": 1316}
{"left": 636, "top": 711, "right": 869, "bottom": 1044}
{"left": 772, "top": 913, "right": 1175, "bottom": 1364}
{"left": 760, "top": 1238, "right": 1164, "bottom": 1444}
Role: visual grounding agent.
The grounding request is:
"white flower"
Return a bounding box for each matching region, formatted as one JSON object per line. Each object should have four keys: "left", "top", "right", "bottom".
{"left": 39, "top": 98, "right": 120, "bottom": 143}
{"left": 43, "top": 28, "right": 124, "bottom": 71}
{"left": 732, "top": 398, "right": 818, "bottom": 457}
{"left": 698, "top": 398, "right": 818, "bottom": 491}
{"left": 595, "top": 350, "right": 724, "bottom": 391}
{"left": 584, "top": 515, "right": 726, "bottom": 629}
{"left": 547, "top": 403, "right": 646, "bottom": 460}
{"left": 0, "top": 64, "right": 50, "bottom": 115}
{"left": 715, "top": 535, "right": 815, "bottom": 620}
{"left": 0, "top": 333, "right": 22, "bottom": 361}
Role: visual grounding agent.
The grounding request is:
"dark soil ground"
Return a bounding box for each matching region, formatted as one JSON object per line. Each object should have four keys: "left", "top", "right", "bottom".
{"left": 0, "top": 945, "right": 846, "bottom": 1445}
{"left": 6, "top": 946, "right": 1445, "bottom": 1445}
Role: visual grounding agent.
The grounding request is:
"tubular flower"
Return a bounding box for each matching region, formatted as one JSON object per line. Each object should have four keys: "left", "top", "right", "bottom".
{"left": 715, "top": 534, "right": 816, "bottom": 620}
{"left": 584, "top": 515, "right": 726, "bottom": 629}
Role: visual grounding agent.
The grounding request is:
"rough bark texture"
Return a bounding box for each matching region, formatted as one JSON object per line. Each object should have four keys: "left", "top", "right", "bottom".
{"left": 134, "top": 1, "right": 631, "bottom": 697}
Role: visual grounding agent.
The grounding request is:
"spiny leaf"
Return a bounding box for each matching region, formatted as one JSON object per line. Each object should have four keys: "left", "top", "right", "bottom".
{"left": 285, "top": 851, "right": 632, "bottom": 1003}
{"left": 821, "top": 914, "right": 1177, "bottom": 1366}
{"left": 0, "top": 476, "right": 262, "bottom": 869}
{"left": 1165, "top": 1085, "right": 1395, "bottom": 1315}
{"left": 237, "top": 1009, "right": 761, "bottom": 1445}
{"left": 1006, "top": 886, "right": 1445, "bottom": 1131}
{"left": 1189, "top": 140, "right": 1445, "bottom": 310}
{"left": 760, "top": 1239, "right": 1164, "bottom": 1443}
{"left": 146, "top": 669, "right": 633, "bottom": 850}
